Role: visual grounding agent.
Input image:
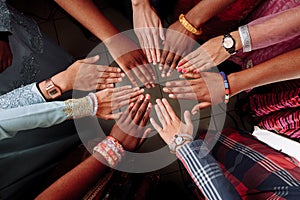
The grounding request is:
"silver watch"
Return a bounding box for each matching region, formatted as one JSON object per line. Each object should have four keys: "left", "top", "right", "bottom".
{"left": 169, "top": 133, "right": 193, "bottom": 153}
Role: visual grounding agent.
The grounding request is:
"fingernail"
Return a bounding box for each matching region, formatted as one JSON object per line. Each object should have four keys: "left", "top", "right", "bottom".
{"left": 118, "top": 78, "right": 122, "bottom": 82}
{"left": 139, "top": 95, "right": 144, "bottom": 100}
{"left": 193, "top": 70, "right": 197, "bottom": 74}
{"left": 140, "top": 88, "right": 145, "bottom": 93}
{"left": 177, "top": 68, "right": 182, "bottom": 73}
{"left": 179, "top": 75, "right": 184, "bottom": 79}
{"left": 182, "top": 69, "right": 187, "bottom": 73}
{"left": 130, "top": 102, "right": 134, "bottom": 108}
{"left": 178, "top": 61, "right": 183, "bottom": 67}
{"left": 159, "top": 67, "right": 162, "bottom": 71}
{"left": 145, "top": 94, "right": 150, "bottom": 99}
{"left": 121, "top": 73, "right": 125, "bottom": 77}
{"left": 117, "top": 68, "right": 121, "bottom": 72}
{"left": 166, "top": 72, "right": 171, "bottom": 77}
{"left": 161, "top": 74, "right": 165, "bottom": 78}
{"left": 109, "top": 84, "right": 114, "bottom": 87}
{"left": 147, "top": 103, "right": 152, "bottom": 109}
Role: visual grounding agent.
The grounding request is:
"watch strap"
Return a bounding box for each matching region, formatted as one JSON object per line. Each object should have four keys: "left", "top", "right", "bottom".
{"left": 45, "top": 78, "right": 62, "bottom": 99}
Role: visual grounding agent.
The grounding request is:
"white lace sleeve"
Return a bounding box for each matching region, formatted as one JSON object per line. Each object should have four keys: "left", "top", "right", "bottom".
{"left": 0, "top": 83, "right": 45, "bottom": 109}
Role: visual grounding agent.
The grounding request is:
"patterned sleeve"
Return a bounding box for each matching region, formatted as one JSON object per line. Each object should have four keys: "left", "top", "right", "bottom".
{"left": 0, "top": 0, "right": 12, "bottom": 32}
{"left": 0, "top": 83, "right": 46, "bottom": 109}
{"left": 176, "top": 139, "right": 241, "bottom": 200}
{"left": 0, "top": 96, "right": 94, "bottom": 140}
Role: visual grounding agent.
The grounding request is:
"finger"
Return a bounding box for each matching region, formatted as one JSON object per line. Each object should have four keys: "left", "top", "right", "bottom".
{"left": 114, "top": 87, "right": 144, "bottom": 101}
{"left": 124, "top": 69, "right": 139, "bottom": 87}
{"left": 96, "top": 66, "right": 121, "bottom": 73}
{"left": 163, "top": 86, "right": 193, "bottom": 94}
{"left": 97, "top": 83, "right": 115, "bottom": 90}
{"left": 179, "top": 73, "right": 201, "bottom": 79}
{"left": 132, "top": 67, "right": 151, "bottom": 88}
{"left": 150, "top": 118, "right": 163, "bottom": 133}
{"left": 141, "top": 32, "right": 153, "bottom": 63}
{"left": 159, "top": 48, "right": 168, "bottom": 71}
{"left": 159, "top": 23, "right": 165, "bottom": 41}
{"left": 168, "top": 93, "right": 197, "bottom": 100}
{"left": 152, "top": 28, "right": 161, "bottom": 64}
{"left": 112, "top": 85, "right": 133, "bottom": 92}
{"left": 145, "top": 30, "right": 157, "bottom": 64}
{"left": 100, "top": 71, "right": 124, "bottom": 78}
{"left": 156, "top": 99, "right": 171, "bottom": 124}
{"left": 161, "top": 98, "right": 178, "bottom": 121}
{"left": 162, "top": 53, "right": 174, "bottom": 78}
{"left": 165, "top": 80, "right": 190, "bottom": 87}
{"left": 81, "top": 55, "right": 100, "bottom": 63}
{"left": 139, "top": 102, "right": 152, "bottom": 127}
{"left": 105, "top": 112, "right": 123, "bottom": 120}
{"left": 133, "top": 94, "right": 151, "bottom": 125}
{"left": 137, "top": 63, "right": 156, "bottom": 85}
{"left": 98, "top": 77, "right": 123, "bottom": 84}
{"left": 118, "top": 102, "right": 134, "bottom": 122}
{"left": 183, "top": 110, "right": 193, "bottom": 130}
{"left": 138, "top": 127, "right": 152, "bottom": 147}
{"left": 194, "top": 62, "right": 216, "bottom": 73}
{"left": 167, "top": 53, "right": 181, "bottom": 77}
{"left": 191, "top": 102, "right": 212, "bottom": 115}
{"left": 127, "top": 95, "right": 145, "bottom": 123}
{"left": 153, "top": 103, "right": 165, "bottom": 126}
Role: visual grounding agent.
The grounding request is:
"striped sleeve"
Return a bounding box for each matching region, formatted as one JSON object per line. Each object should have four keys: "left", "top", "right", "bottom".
{"left": 176, "top": 140, "right": 241, "bottom": 200}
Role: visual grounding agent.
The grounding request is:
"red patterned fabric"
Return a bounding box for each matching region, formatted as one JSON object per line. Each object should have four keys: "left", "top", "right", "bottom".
{"left": 202, "top": 128, "right": 300, "bottom": 199}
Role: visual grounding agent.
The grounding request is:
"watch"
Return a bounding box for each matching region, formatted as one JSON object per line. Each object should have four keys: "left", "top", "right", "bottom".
{"left": 222, "top": 33, "right": 237, "bottom": 55}
{"left": 45, "top": 79, "right": 62, "bottom": 99}
{"left": 168, "top": 133, "right": 193, "bottom": 153}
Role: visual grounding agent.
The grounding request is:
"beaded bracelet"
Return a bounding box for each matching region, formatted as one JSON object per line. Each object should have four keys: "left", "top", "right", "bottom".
{"left": 93, "top": 136, "right": 125, "bottom": 168}
{"left": 219, "top": 71, "right": 230, "bottom": 104}
{"left": 179, "top": 14, "right": 202, "bottom": 36}
{"left": 88, "top": 93, "right": 98, "bottom": 116}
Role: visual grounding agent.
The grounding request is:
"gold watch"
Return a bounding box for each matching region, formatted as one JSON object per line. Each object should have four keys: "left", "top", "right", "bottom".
{"left": 45, "top": 79, "right": 62, "bottom": 99}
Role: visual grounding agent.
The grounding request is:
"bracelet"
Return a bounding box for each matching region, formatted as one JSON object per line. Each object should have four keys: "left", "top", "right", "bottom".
{"left": 63, "top": 96, "right": 94, "bottom": 119}
{"left": 88, "top": 93, "right": 98, "bottom": 116}
{"left": 219, "top": 71, "right": 230, "bottom": 104}
{"left": 93, "top": 136, "right": 125, "bottom": 168}
{"left": 238, "top": 25, "right": 252, "bottom": 52}
{"left": 168, "top": 133, "right": 193, "bottom": 154}
{"left": 179, "top": 14, "right": 202, "bottom": 36}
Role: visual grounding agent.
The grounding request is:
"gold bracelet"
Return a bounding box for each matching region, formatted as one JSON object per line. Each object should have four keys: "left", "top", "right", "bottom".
{"left": 179, "top": 14, "right": 202, "bottom": 36}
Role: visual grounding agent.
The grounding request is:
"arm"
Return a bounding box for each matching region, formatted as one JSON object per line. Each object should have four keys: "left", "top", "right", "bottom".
{"left": 54, "top": 0, "right": 156, "bottom": 88}
{"left": 36, "top": 95, "right": 152, "bottom": 199}
{"left": 150, "top": 99, "right": 240, "bottom": 199}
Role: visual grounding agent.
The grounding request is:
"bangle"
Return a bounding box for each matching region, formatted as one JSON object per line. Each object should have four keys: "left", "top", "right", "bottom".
{"left": 238, "top": 25, "right": 252, "bottom": 52}
{"left": 179, "top": 14, "right": 202, "bottom": 36}
{"left": 93, "top": 136, "right": 125, "bottom": 168}
{"left": 88, "top": 93, "right": 98, "bottom": 116}
{"left": 219, "top": 71, "right": 230, "bottom": 104}
{"left": 168, "top": 133, "right": 193, "bottom": 154}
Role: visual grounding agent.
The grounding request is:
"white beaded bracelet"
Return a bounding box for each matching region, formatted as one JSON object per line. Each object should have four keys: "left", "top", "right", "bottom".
{"left": 238, "top": 25, "right": 252, "bottom": 52}
{"left": 88, "top": 93, "right": 98, "bottom": 116}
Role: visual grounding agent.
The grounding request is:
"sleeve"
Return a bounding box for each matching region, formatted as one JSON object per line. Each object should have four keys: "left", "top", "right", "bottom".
{"left": 176, "top": 139, "right": 241, "bottom": 200}
{"left": 0, "top": 83, "right": 46, "bottom": 109}
{"left": 247, "top": 6, "right": 300, "bottom": 50}
{"left": 0, "top": 0, "right": 12, "bottom": 33}
{"left": 0, "top": 96, "right": 94, "bottom": 140}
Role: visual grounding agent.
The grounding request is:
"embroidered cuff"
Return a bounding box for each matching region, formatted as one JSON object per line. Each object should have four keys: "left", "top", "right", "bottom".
{"left": 238, "top": 25, "right": 252, "bottom": 52}
{"left": 63, "top": 96, "right": 94, "bottom": 119}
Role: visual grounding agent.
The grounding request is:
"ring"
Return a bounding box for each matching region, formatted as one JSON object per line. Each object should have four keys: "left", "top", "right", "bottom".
{"left": 166, "top": 60, "right": 172, "bottom": 65}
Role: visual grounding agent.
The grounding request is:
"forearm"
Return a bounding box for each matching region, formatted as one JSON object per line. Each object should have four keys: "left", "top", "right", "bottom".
{"left": 228, "top": 48, "right": 300, "bottom": 96}
{"left": 176, "top": 140, "right": 240, "bottom": 200}
{"left": 54, "top": 0, "right": 120, "bottom": 41}
{"left": 185, "top": 0, "right": 237, "bottom": 29}
{"left": 247, "top": 6, "right": 300, "bottom": 50}
{"left": 36, "top": 155, "right": 107, "bottom": 200}
{"left": 0, "top": 96, "right": 94, "bottom": 140}
{"left": 131, "top": 0, "right": 149, "bottom": 7}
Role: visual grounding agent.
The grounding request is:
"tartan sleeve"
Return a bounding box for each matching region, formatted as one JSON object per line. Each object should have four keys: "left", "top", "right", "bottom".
{"left": 176, "top": 139, "right": 241, "bottom": 200}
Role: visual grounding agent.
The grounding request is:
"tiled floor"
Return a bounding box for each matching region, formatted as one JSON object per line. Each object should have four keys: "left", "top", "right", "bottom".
{"left": 9, "top": 0, "right": 252, "bottom": 199}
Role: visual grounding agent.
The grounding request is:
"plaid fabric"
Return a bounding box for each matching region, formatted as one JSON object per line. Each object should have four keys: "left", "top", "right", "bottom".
{"left": 177, "top": 140, "right": 241, "bottom": 200}
{"left": 207, "top": 128, "right": 300, "bottom": 199}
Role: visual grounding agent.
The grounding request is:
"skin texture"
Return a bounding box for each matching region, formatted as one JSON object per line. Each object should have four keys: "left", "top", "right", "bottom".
{"left": 36, "top": 97, "right": 152, "bottom": 200}
{"left": 150, "top": 98, "right": 193, "bottom": 145}
{"left": 54, "top": 0, "right": 156, "bottom": 88}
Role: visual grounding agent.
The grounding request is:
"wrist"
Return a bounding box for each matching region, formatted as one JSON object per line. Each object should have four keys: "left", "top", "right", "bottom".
{"left": 230, "top": 31, "right": 242, "bottom": 51}
{"left": 51, "top": 71, "right": 70, "bottom": 93}
{"left": 168, "top": 133, "right": 193, "bottom": 154}
{"left": 132, "top": 0, "right": 149, "bottom": 7}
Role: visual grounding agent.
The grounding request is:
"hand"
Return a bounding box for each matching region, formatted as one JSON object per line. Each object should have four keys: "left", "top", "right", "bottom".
{"left": 0, "top": 40, "right": 13, "bottom": 73}
{"left": 159, "top": 21, "right": 197, "bottom": 77}
{"left": 132, "top": 1, "right": 164, "bottom": 64}
{"left": 150, "top": 98, "right": 193, "bottom": 145}
{"left": 95, "top": 86, "right": 145, "bottom": 120}
{"left": 177, "top": 36, "right": 230, "bottom": 73}
{"left": 53, "top": 55, "right": 124, "bottom": 92}
{"left": 110, "top": 94, "right": 152, "bottom": 151}
{"left": 163, "top": 72, "right": 225, "bottom": 113}
{"left": 105, "top": 34, "right": 156, "bottom": 88}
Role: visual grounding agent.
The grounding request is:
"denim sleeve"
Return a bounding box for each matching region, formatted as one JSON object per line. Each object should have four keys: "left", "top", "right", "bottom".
{"left": 176, "top": 139, "right": 241, "bottom": 200}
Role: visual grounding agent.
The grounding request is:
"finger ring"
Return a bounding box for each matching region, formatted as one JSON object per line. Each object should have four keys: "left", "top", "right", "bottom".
{"left": 166, "top": 60, "right": 172, "bottom": 65}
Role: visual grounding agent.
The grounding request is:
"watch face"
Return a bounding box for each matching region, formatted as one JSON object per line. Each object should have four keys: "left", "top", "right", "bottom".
{"left": 175, "top": 136, "right": 184, "bottom": 145}
{"left": 223, "top": 37, "right": 234, "bottom": 49}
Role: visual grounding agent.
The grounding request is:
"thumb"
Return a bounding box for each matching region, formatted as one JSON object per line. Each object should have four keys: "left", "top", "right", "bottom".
{"left": 183, "top": 110, "right": 193, "bottom": 128}
{"left": 191, "top": 102, "right": 211, "bottom": 115}
{"left": 159, "top": 23, "right": 165, "bottom": 41}
{"left": 138, "top": 128, "right": 152, "bottom": 146}
{"left": 82, "top": 55, "right": 100, "bottom": 64}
